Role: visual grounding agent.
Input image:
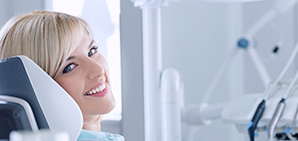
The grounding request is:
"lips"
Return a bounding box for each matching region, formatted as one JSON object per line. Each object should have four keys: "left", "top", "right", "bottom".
{"left": 84, "top": 82, "right": 108, "bottom": 97}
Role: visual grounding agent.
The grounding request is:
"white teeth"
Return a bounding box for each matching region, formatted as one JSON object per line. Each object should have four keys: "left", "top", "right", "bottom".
{"left": 99, "top": 83, "right": 106, "bottom": 91}
{"left": 85, "top": 83, "right": 106, "bottom": 95}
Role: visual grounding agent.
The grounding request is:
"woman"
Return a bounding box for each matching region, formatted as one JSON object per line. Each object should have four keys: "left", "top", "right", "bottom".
{"left": 0, "top": 11, "right": 124, "bottom": 141}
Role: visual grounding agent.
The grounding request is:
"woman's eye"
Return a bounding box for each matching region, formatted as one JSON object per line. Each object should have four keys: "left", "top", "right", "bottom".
{"left": 62, "top": 63, "right": 77, "bottom": 74}
{"left": 88, "top": 46, "right": 98, "bottom": 57}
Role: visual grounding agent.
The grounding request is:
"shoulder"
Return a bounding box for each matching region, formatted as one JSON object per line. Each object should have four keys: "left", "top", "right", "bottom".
{"left": 78, "top": 130, "right": 125, "bottom": 141}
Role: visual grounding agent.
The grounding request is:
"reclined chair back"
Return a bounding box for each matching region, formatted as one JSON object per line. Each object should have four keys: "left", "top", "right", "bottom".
{"left": 0, "top": 56, "right": 83, "bottom": 141}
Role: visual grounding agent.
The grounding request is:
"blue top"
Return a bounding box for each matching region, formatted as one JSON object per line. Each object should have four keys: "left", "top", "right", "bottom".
{"left": 77, "top": 130, "right": 125, "bottom": 141}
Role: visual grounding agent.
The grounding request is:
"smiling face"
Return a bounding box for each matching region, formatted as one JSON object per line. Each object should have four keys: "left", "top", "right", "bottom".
{"left": 54, "top": 33, "right": 115, "bottom": 116}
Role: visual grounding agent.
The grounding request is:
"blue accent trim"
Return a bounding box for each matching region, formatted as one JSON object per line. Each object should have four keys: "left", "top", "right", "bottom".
{"left": 248, "top": 121, "right": 253, "bottom": 129}
{"left": 255, "top": 133, "right": 259, "bottom": 138}
{"left": 237, "top": 38, "right": 249, "bottom": 49}
{"left": 285, "top": 126, "right": 292, "bottom": 134}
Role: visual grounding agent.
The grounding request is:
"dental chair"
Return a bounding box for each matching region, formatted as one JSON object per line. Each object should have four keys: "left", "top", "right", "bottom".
{"left": 0, "top": 56, "right": 83, "bottom": 141}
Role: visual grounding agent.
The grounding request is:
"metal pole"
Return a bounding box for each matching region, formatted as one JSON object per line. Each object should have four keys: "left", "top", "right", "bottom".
{"left": 142, "top": 6, "right": 163, "bottom": 141}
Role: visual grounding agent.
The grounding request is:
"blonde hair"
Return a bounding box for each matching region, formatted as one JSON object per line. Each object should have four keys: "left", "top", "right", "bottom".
{"left": 0, "top": 11, "right": 91, "bottom": 78}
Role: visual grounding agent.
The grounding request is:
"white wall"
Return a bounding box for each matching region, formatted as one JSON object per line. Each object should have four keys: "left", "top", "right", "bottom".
{"left": 0, "top": 1, "right": 11, "bottom": 27}
{"left": 0, "top": 0, "right": 43, "bottom": 27}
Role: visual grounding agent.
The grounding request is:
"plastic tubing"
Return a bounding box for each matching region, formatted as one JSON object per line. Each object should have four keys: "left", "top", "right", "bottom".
{"left": 265, "top": 42, "right": 298, "bottom": 100}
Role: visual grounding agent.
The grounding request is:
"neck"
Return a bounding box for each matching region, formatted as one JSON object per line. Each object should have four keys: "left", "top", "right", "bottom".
{"left": 82, "top": 115, "right": 101, "bottom": 131}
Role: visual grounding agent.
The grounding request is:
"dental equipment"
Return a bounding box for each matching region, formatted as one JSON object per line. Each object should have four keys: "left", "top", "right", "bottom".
{"left": 202, "top": 0, "right": 298, "bottom": 113}
{"left": 286, "top": 103, "right": 298, "bottom": 140}
{"left": 202, "top": 0, "right": 298, "bottom": 114}
{"left": 248, "top": 99, "right": 266, "bottom": 141}
{"left": 249, "top": 40, "right": 298, "bottom": 141}
{"left": 161, "top": 69, "right": 182, "bottom": 141}
{"left": 199, "top": 0, "right": 298, "bottom": 139}
{"left": 244, "top": 1, "right": 298, "bottom": 140}
{"left": 267, "top": 64, "right": 298, "bottom": 140}
{"left": 129, "top": 0, "right": 298, "bottom": 141}
{"left": 267, "top": 98, "right": 286, "bottom": 140}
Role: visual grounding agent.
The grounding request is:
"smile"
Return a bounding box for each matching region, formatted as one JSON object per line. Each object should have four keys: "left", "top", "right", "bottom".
{"left": 84, "top": 83, "right": 106, "bottom": 96}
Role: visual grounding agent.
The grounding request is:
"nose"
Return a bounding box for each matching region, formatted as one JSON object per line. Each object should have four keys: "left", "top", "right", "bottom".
{"left": 86, "top": 59, "right": 105, "bottom": 80}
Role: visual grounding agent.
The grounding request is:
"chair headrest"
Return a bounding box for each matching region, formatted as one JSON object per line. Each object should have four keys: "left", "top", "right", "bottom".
{"left": 0, "top": 55, "right": 83, "bottom": 141}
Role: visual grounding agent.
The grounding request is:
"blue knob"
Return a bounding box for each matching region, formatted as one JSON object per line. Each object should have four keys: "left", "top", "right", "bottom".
{"left": 238, "top": 38, "right": 249, "bottom": 49}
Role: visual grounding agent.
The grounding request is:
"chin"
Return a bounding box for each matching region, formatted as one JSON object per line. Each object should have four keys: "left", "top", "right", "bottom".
{"left": 101, "top": 99, "right": 116, "bottom": 114}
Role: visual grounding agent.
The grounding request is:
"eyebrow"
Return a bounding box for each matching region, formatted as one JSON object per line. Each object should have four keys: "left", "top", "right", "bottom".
{"left": 89, "top": 40, "right": 95, "bottom": 48}
{"left": 67, "top": 56, "right": 76, "bottom": 61}
{"left": 66, "top": 40, "right": 95, "bottom": 61}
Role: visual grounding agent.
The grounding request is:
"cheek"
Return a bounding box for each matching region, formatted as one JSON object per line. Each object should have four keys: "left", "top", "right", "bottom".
{"left": 55, "top": 76, "right": 85, "bottom": 102}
